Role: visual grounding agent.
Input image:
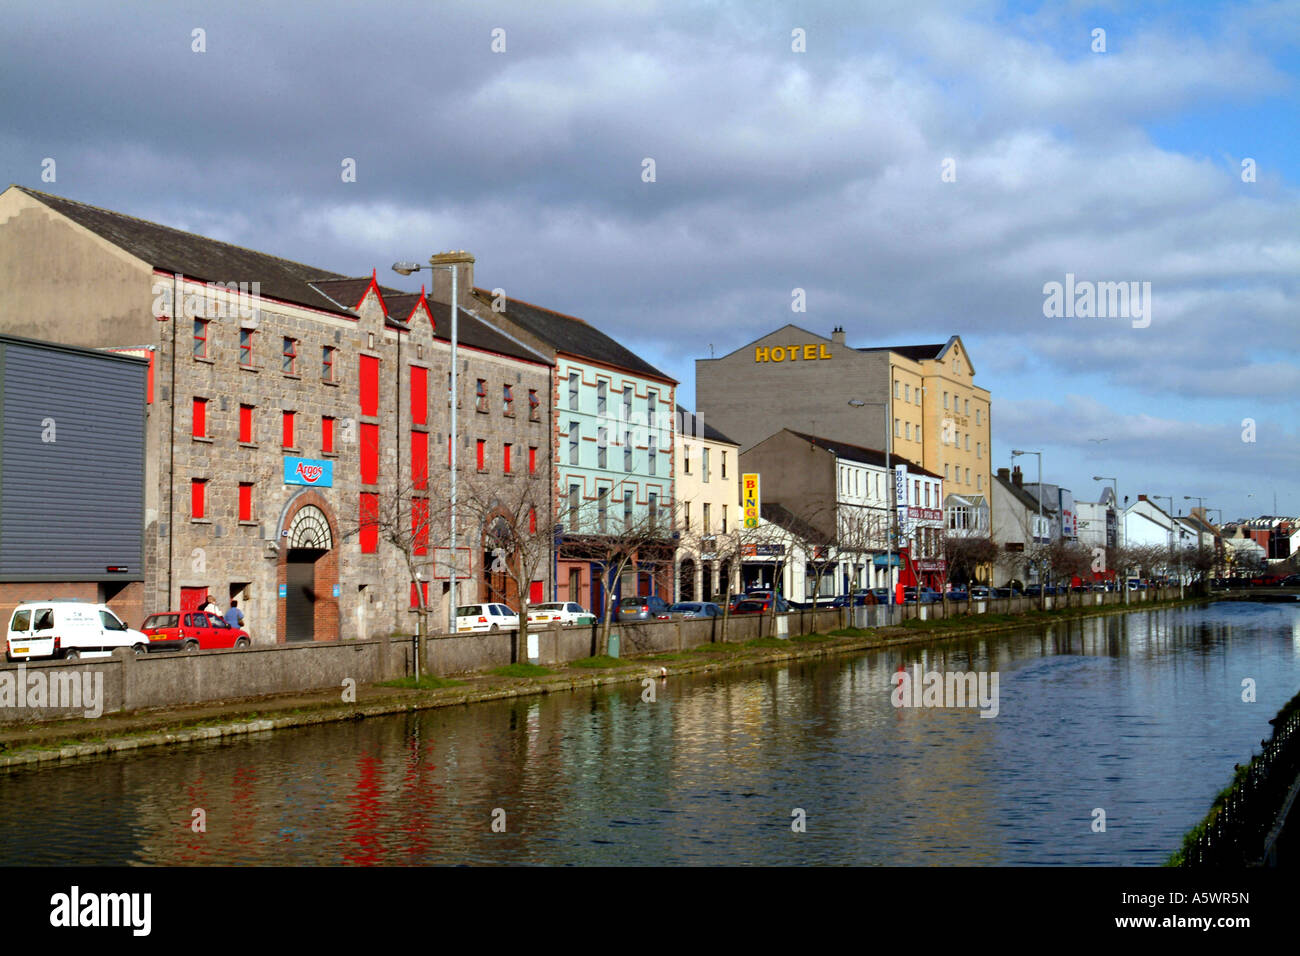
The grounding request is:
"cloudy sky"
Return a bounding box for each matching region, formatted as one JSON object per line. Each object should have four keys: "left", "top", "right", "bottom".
{"left": 3, "top": 0, "right": 1296, "bottom": 521}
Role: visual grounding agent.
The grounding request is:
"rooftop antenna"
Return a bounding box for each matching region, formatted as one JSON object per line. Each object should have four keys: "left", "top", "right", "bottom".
{"left": 709, "top": 344, "right": 714, "bottom": 358}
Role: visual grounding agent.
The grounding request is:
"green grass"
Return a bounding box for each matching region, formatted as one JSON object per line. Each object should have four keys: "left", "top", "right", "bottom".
{"left": 378, "top": 675, "right": 467, "bottom": 690}
{"left": 568, "top": 654, "right": 637, "bottom": 669}
{"left": 828, "top": 627, "right": 873, "bottom": 638}
{"left": 490, "top": 663, "right": 553, "bottom": 679}
{"left": 791, "top": 633, "right": 836, "bottom": 643}
{"left": 745, "top": 636, "right": 793, "bottom": 648}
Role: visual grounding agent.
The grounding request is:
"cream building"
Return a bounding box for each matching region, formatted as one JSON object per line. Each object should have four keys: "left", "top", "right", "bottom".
{"left": 674, "top": 407, "right": 741, "bottom": 602}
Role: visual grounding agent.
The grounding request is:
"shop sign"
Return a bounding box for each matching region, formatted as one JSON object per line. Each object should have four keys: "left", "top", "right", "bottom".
{"left": 743, "top": 473, "right": 761, "bottom": 528}
{"left": 742, "top": 544, "right": 785, "bottom": 557}
{"left": 284, "top": 456, "right": 333, "bottom": 487}
{"left": 754, "top": 343, "right": 833, "bottom": 363}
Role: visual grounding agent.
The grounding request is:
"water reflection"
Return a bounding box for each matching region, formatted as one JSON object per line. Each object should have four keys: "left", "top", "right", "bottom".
{"left": 0, "top": 601, "right": 1296, "bottom": 866}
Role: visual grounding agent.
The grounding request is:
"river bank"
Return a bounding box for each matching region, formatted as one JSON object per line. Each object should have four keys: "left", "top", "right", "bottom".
{"left": 0, "top": 594, "right": 1210, "bottom": 772}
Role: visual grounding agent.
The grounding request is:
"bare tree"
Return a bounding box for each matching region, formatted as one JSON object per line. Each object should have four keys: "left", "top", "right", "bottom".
{"left": 457, "top": 468, "right": 563, "bottom": 664}
{"left": 941, "top": 534, "right": 998, "bottom": 587}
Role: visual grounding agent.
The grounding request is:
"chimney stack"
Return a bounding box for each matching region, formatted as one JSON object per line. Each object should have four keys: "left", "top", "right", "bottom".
{"left": 429, "top": 250, "right": 475, "bottom": 307}
{"left": 831, "top": 326, "right": 846, "bottom": 346}
{"left": 1012, "top": 465, "right": 1023, "bottom": 488}
{"left": 996, "top": 467, "right": 1010, "bottom": 482}
{"left": 1137, "top": 494, "right": 1148, "bottom": 502}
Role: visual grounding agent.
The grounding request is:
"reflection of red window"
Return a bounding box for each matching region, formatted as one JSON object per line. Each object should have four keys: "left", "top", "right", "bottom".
{"left": 528, "top": 446, "right": 537, "bottom": 474}
{"left": 411, "top": 430, "right": 428, "bottom": 489}
{"left": 476, "top": 439, "right": 485, "bottom": 471}
{"left": 411, "top": 366, "right": 427, "bottom": 424}
{"left": 322, "top": 416, "right": 335, "bottom": 454}
{"left": 360, "top": 423, "right": 379, "bottom": 484}
{"left": 238, "top": 482, "right": 253, "bottom": 521}
{"left": 529, "top": 507, "right": 537, "bottom": 533}
{"left": 503, "top": 442, "right": 511, "bottom": 473}
{"left": 359, "top": 493, "right": 378, "bottom": 553}
{"left": 191, "top": 479, "right": 206, "bottom": 519}
{"left": 239, "top": 404, "right": 253, "bottom": 443}
{"left": 360, "top": 355, "right": 380, "bottom": 416}
{"left": 412, "top": 497, "right": 429, "bottom": 555}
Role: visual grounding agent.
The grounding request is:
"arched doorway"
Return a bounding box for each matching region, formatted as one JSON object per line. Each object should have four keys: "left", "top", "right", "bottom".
{"left": 679, "top": 558, "right": 696, "bottom": 601}
{"left": 482, "top": 515, "right": 517, "bottom": 606}
{"left": 277, "top": 496, "right": 339, "bottom": 643}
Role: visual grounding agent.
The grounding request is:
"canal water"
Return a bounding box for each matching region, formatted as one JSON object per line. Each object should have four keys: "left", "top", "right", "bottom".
{"left": 2, "top": 600, "right": 1297, "bottom": 866}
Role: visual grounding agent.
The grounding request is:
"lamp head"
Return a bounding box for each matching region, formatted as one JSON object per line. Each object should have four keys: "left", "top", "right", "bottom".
{"left": 847, "top": 399, "right": 866, "bottom": 407}
{"left": 392, "top": 261, "right": 422, "bottom": 275}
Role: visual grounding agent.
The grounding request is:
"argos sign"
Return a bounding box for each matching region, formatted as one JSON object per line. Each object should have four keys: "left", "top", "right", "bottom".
{"left": 284, "top": 456, "right": 334, "bottom": 488}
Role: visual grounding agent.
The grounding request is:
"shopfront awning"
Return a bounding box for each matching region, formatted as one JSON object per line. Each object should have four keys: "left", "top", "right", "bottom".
{"left": 872, "top": 554, "right": 903, "bottom": 567}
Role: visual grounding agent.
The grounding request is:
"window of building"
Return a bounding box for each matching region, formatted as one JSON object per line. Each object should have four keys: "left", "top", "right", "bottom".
{"left": 529, "top": 507, "right": 537, "bottom": 534}
{"left": 192, "top": 398, "right": 207, "bottom": 438}
{"left": 624, "top": 490, "right": 633, "bottom": 529}
{"left": 476, "top": 379, "right": 488, "bottom": 413}
{"left": 360, "top": 423, "right": 379, "bottom": 483}
{"left": 905, "top": 422, "right": 912, "bottom": 440}
{"left": 965, "top": 467, "right": 971, "bottom": 484}
{"left": 648, "top": 492, "right": 658, "bottom": 528}
{"left": 569, "top": 484, "right": 581, "bottom": 530}
{"left": 647, "top": 390, "right": 657, "bottom": 428}
{"left": 722, "top": 504, "right": 728, "bottom": 533}
{"left": 702, "top": 447, "right": 710, "bottom": 483}
{"left": 322, "top": 416, "right": 335, "bottom": 454}
{"left": 913, "top": 480, "right": 920, "bottom": 503}
{"left": 239, "top": 328, "right": 254, "bottom": 366}
{"left": 598, "top": 487, "right": 608, "bottom": 532}
{"left": 893, "top": 380, "right": 900, "bottom": 399}
{"left": 924, "top": 485, "right": 930, "bottom": 508}
{"left": 977, "top": 474, "right": 983, "bottom": 491}
{"left": 703, "top": 502, "right": 711, "bottom": 533}
{"left": 191, "top": 479, "right": 206, "bottom": 519}
{"left": 965, "top": 399, "right": 970, "bottom": 415}
{"left": 360, "top": 355, "right": 379, "bottom": 416}
{"left": 409, "top": 580, "right": 430, "bottom": 608}
{"left": 721, "top": 451, "right": 727, "bottom": 478}
{"left": 976, "top": 442, "right": 982, "bottom": 459}
{"left": 528, "top": 446, "right": 537, "bottom": 475}
{"left": 360, "top": 493, "right": 378, "bottom": 553}
{"left": 322, "top": 345, "right": 336, "bottom": 382}
{"left": 943, "top": 391, "right": 948, "bottom": 409}
{"left": 683, "top": 446, "right": 691, "bottom": 474}
{"left": 193, "top": 319, "right": 209, "bottom": 358}
{"left": 238, "top": 482, "right": 253, "bottom": 522}
{"left": 975, "top": 408, "right": 981, "bottom": 425}
{"left": 965, "top": 434, "right": 970, "bottom": 451}
{"left": 528, "top": 389, "right": 540, "bottom": 422}
{"left": 945, "top": 464, "right": 951, "bottom": 480}
{"left": 503, "top": 442, "right": 512, "bottom": 473}
{"left": 597, "top": 381, "right": 606, "bottom": 415}
{"left": 282, "top": 337, "right": 297, "bottom": 374}
{"left": 904, "top": 384, "right": 910, "bottom": 402}
{"left": 623, "top": 385, "right": 632, "bottom": 419}
{"left": 894, "top": 418, "right": 900, "bottom": 438}
{"left": 597, "top": 427, "right": 607, "bottom": 469}
{"left": 624, "top": 431, "right": 632, "bottom": 471}
{"left": 503, "top": 384, "right": 514, "bottom": 417}
{"left": 239, "top": 404, "right": 254, "bottom": 443}
{"left": 569, "top": 422, "right": 579, "bottom": 465}
{"left": 476, "top": 439, "right": 486, "bottom": 471}
{"left": 410, "top": 366, "right": 427, "bottom": 424}
{"left": 568, "top": 372, "right": 579, "bottom": 410}
{"left": 648, "top": 434, "right": 656, "bottom": 475}
{"left": 412, "top": 431, "right": 428, "bottom": 488}
{"left": 282, "top": 411, "right": 295, "bottom": 449}
{"left": 684, "top": 502, "right": 691, "bottom": 532}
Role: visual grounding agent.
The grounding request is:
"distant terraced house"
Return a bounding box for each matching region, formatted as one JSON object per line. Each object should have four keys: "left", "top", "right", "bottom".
{"left": 0, "top": 185, "right": 552, "bottom": 643}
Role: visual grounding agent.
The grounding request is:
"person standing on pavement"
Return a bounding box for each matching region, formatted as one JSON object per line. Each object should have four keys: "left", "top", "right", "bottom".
{"left": 224, "top": 599, "right": 245, "bottom": 630}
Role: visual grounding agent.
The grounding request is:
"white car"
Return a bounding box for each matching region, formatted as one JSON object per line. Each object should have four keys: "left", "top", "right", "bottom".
{"left": 6, "top": 601, "right": 149, "bottom": 661}
{"left": 526, "top": 602, "right": 597, "bottom": 626}
{"left": 455, "top": 603, "right": 520, "bottom": 633}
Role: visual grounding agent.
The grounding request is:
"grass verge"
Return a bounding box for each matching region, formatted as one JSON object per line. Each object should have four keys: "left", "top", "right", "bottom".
{"left": 568, "top": 655, "right": 637, "bottom": 669}
{"left": 378, "top": 675, "right": 467, "bottom": 690}
{"left": 490, "top": 663, "right": 554, "bottom": 679}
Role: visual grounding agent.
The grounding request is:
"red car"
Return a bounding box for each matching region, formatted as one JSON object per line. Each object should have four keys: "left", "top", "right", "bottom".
{"left": 140, "top": 611, "right": 251, "bottom": 652}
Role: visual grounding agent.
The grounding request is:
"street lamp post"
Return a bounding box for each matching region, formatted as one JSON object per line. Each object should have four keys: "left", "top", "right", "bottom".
{"left": 848, "top": 396, "right": 893, "bottom": 610}
{"left": 1152, "top": 495, "right": 1181, "bottom": 598}
{"left": 393, "top": 252, "right": 475, "bottom": 634}
{"left": 1093, "top": 476, "right": 1127, "bottom": 605}
{"left": 1012, "top": 449, "right": 1044, "bottom": 607}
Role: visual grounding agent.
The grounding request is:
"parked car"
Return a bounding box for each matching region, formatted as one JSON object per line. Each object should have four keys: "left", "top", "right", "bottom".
{"left": 969, "top": 586, "right": 992, "bottom": 600}
{"left": 526, "top": 602, "right": 596, "bottom": 626}
{"left": 945, "top": 588, "right": 969, "bottom": 601}
{"left": 139, "top": 610, "right": 252, "bottom": 651}
{"left": 870, "top": 587, "right": 893, "bottom": 604}
{"left": 903, "top": 587, "right": 941, "bottom": 604}
{"left": 731, "top": 595, "right": 792, "bottom": 614}
{"left": 615, "top": 595, "right": 677, "bottom": 622}
{"left": 6, "top": 600, "right": 148, "bottom": 661}
{"left": 1282, "top": 575, "right": 1300, "bottom": 587}
{"left": 992, "top": 587, "right": 1020, "bottom": 598}
{"left": 669, "top": 602, "right": 723, "bottom": 619}
{"left": 456, "top": 603, "right": 519, "bottom": 632}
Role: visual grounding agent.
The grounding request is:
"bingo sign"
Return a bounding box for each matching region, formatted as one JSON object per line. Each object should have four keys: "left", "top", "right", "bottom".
{"left": 742, "top": 473, "right": 761, "bottom": 529}
{"left": 284, "top": 456, "right": 334, "bottom": 488}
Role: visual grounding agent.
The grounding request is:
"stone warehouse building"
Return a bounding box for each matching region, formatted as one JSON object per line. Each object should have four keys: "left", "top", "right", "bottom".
{"left": 0, "top": 186, "right": 552, "bottom": 642}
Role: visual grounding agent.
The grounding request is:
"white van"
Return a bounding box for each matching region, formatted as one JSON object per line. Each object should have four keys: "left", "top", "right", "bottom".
{"left": 6, "top": 601, "right": 148, "bottom": 662}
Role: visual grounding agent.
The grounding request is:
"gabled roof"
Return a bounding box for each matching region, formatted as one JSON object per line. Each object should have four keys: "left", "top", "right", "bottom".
{"left": 855, "top": 343, "right": 949, "bottom": 362}
{"left": 425, "top": 298, "right": 552, "bottom": 365}
{"left": 473, "top": 289, "right": 674, "bottom": 383}
{"left": 676, "top": 405, "right": 739, "bottom": 446}
{"left": 994, "top": 471, "right": 1057, "bottom": 516}
{"left": 16, "top": 186, "right": 354, "bottom": 316}
{"left": 761, "top": 502, "right": 833, "bottom": 547}
{"left": 786, "top": 430, "right": 940, "bottom": 479}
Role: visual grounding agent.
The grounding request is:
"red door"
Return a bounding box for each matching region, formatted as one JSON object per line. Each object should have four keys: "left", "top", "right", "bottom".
{"left": 529, "top": 580, "right": 544, "bottom": 604}
{"left": 181, "top": 586, "right": 208, "bottom": 611}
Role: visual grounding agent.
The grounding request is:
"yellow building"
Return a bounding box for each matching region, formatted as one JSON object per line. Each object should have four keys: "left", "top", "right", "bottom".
{"left": 674, "top": 407, "right": 741, "bottom": 602}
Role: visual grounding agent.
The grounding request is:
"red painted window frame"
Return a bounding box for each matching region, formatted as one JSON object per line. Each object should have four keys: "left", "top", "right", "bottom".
{"left": 476, "top": 438, "right": 486, "bottom": 471}
{"left": 239, "top": 404, "right": 254, "bottom": 443}
{"left": 238, "top": 482, "right": 253, "bottom": 521}
{"left": 411, "top": 430, "right": 429, "bottom": 489}
{"left": 360, "top": 423, "right": 379, "bottom": 484}
{"left": 283, "top": 336, "right": 297, "bottom": 374}
{"left": 193, "top": 319, "right": 208, "bottom": 358}
{"left": 239, "top": 328, "right": 254, "bottom": 366}
{"left": 528, "top": 446, "right": 537, "bottom": 475}
{"left": 191, "top": 479, "right": 206, "bottom": 519}
{"left": 502, "top": 442, "right": 511, "bottom": 474}
{"left": 322, "top": 416, "right": 335, "bottom": 454}
{"left": 409, "top": 580, "right": 430, "bottom": 608}
{"left": 411, "top": 497, "right": 429, "bottom": 555}
{"left": 359, "top": 355, "right": 380, "bottom": 417}
{"left": 410, "top": 366, "right": 428, "bottom": 425}
{"left": 359, "top": 493, "right": 378, "bottom": 553}
{"left": 322, "top": 345, "right": 335, "bottom": 382}
{"left": 282, "top": 411, "right": 295, "bottom": 449}
{"left": 192, "top": 397, "right": 207, "bottom": 438}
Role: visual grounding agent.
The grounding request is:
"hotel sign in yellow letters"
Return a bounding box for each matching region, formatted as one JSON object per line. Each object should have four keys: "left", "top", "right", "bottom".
{"left": 742, "top": 473, "right": 761, "bottom": 529}
{"left": 754, "top": 344, "right": 832, "bottom": 363}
